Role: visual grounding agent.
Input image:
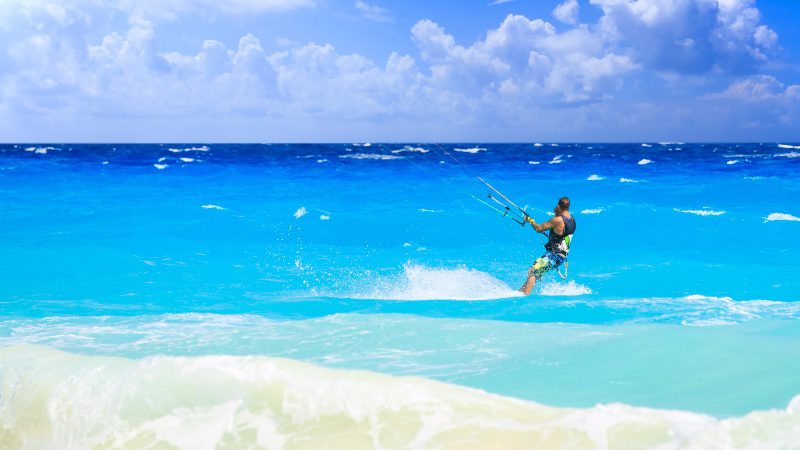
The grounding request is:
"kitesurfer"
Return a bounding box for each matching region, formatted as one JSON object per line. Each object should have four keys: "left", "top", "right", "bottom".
{"left": 519, "top": 197, "right": 576, "bottom": 295}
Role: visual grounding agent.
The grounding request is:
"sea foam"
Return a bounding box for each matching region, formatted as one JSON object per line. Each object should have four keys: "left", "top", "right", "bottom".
{"left": 3, "top": 345, "right": 797, "bottom": 450}
{"left": 674, "top": 208, "right": 726, "bottom": 216}
{"left": 764, "top": 212, "right": 800, "bottom": 223}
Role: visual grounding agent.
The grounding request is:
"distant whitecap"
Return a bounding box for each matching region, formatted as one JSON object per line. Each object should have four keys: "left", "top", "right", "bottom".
{"left": 202, "top": 204, "right": 225, "bottom": 210}
{"left": 674, "top": 208, "right": 725, "bottom": 216}
{"left": 637, "top": 159, "right": 653, "bottom": 165}
{"left": 153, "top": 164, "right": 168, "bottom": 170}
{"left": 764, "top": 212, "right": 800, "bottom": 223}
{"left": 586, "top": 174, "right": 604, "bottom": 181}
{"left": 581, "top": 208, "right": 603, "bottom": 214}
{"left": 293, "top": 207, "right": 307, "bottom": 219}
{"left": 453, "top": 147, "right": 487, "bottom": 154}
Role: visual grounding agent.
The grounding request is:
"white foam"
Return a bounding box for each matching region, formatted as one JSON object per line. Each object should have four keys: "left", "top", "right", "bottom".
{"left": 537, "top": 280, "right": 593, "bottom": 296}
{"left": 674, "top": 208, "right": 726, "bottom": 216}
{"left": 293, "top": 207, "right": 307, "bottom": 219}
{"left": 102, "top": 161, "right": 109, "bottom": 165}
{"left": 339, "top": 153, "right": 402, "bottom": 160}
{"left": 619, "top": 178, "right": 639, "bottom": 183}
{"left": 726, "top": 160, "right": 738, "bottom": 165}
{"left": 153, "top": 164, "right": 168, "bottom": 170}
{"left": 549, "top": 155, "right": 563, "bottom": 164}
{"left": 528, "top": 161, "right": 540, "bottom": 165}
{"left": 418, "top": 209, "right": 443, "bottom": 213}
{"left": 352, "top": 264, "right": 522, "bottom": 301}
{"left": 180, "top": 157, "right": 195, "bottom": 163}
{"left": 637, "top": 159, "right": 653, "bottom": 165}
{"left": 777, "top": 144, "right": 800, "bottom": 149}
{"left": 581, "top": 208, "right": 603, "bottom": 214}
{"left": 25, "top": 146, "right": 54, "bottom": 154}
{"left": 533, "top": 143, "right": 544, "bottom": 147}
{"left": 201, "top": 204, "right": 225, "bottom": 210}
{"left": 3, "top": 345, "right": 799, "bottom": 450}
{"left": 775, "top": 152, "right": 800, "bottom": 158}
{"left": 391, "top": 146, "right": 429, "bottom": 154}
{"left": 320, "top": 215, "right": 330, "bottom": 220}
{"left": 586, "top": 174, "right": 604, "bottom": 181}
{"left": 764, "top": 212, "right": 800, "bottom": 223}
{"left": 185, "top": 145, "right": 210, "bottom": 151}
{"left": 316, "top": 159, "right": 328, "bottom": 163}
{"left": 453, "top": 147, "right": 487, "bottom": 154}
{"left": 168, "top": 148, "right": 182, "bottom": 153}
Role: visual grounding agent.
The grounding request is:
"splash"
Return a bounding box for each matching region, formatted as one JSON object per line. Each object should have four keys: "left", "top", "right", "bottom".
{"left": 352, "top": 264, "right": 522, "bottom": 300}
{"left": 537, "top": 280, "right": 593, "bottom": 296}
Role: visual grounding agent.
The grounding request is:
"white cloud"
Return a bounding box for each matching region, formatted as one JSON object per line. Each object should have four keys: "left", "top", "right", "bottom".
{"left": 589, "top": 0, "right": 778, "bottom": 73}
{"left": 0, "top": 0, "right": 793, "bottom": 141}
{"left": 553, "top": 0, "right": 579, "bottom": 25}
{"left": 354, "top": 0, "right": 392, "bottom": 22}
{"left": 711, "top": 75, "right": 800, "bottom": 102}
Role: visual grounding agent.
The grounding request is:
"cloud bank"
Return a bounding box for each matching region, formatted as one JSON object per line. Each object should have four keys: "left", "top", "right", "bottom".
{"left": 0, "top": 0, "right": 794, "bottom": 141}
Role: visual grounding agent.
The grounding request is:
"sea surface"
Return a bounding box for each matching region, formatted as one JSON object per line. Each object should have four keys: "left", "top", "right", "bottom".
{"left": 1, "top": 142, "right": 799, "bottom": 448}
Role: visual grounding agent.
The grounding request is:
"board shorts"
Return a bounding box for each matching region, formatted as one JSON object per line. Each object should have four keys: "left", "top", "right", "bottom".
{"left": 530, "top": 252, "right": 566, "bottom": 279}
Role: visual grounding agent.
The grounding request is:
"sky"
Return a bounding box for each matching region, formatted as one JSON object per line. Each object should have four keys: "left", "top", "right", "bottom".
{"left": 0, "top": 0, "right": 798, "bottom": 142}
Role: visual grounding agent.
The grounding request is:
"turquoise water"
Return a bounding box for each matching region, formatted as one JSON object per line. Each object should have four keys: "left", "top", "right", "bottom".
{"left": 1, "top": 143, "right": 799, "bottom": 448}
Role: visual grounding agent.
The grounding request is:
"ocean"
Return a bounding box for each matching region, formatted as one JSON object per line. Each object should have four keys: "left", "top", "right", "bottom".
{"left": 1, "top": 142, "right": 799, "bottom": 448}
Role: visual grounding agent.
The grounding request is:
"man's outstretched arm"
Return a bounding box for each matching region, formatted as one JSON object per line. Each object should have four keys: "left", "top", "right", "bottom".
{"left": 525, "top": 216, "right": 557, "bottom": 233}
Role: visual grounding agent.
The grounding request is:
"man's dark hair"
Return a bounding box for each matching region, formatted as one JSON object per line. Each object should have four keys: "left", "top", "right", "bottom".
{"left": 558, "top": 197, "right": 570, "bottom": 211}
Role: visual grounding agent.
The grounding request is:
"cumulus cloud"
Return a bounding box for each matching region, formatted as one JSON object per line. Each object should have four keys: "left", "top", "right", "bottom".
{"left": 710, "top": 75, "right": 800, "bottom": 102}
{"left": 589, "top": 0, "right": 777, "bottom": 73}
{"left": 0, "top": 0, "right": 792, "bottom": 140}
{"left": 354, "top": 0, "right": 393, "bottom": 22}
{"left": 553, "top": 0, "right": 580, "bottom": 25}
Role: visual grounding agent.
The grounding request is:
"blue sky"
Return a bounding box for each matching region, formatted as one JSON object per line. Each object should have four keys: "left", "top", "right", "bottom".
{"left": 0, "top": 0, "right": 798, "bottom": 142}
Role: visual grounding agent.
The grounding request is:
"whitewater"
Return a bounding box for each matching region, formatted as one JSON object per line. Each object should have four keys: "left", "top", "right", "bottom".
{"left": 1, "top": 142, "right": 799, "bottom": 449}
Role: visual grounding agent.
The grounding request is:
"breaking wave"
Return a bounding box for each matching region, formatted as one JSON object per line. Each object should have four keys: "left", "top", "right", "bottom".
{"left": 1, "top": 345, "right": 798, "bottom": 450}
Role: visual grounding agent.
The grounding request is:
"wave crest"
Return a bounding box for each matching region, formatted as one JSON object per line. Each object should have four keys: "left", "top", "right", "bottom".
{"left": 2, "top": 345, "right": 799, "bottom": 450}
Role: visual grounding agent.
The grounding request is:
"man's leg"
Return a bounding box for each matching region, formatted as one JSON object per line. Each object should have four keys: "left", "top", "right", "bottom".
{"left": 519, "top": 266, "right": 538, "bottom": 295}
{"left": 520, "top": 254, "right": 551, "bottom": 295}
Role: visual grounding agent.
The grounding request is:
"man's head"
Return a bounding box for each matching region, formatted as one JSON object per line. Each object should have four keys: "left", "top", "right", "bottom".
{"left": 554, "top": 197, "right": 570, "bottom": 215}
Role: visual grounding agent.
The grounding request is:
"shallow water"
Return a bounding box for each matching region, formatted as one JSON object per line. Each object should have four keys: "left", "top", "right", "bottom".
{"left": 1, "top": 143, "right": 799, "bottom": 448}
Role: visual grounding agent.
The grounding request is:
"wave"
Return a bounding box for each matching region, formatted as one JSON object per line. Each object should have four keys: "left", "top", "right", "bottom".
{"left": 764, "top": 212, "right": 800, "bottom": 223}
{"left": 293, "top": 207, "right": 307, "bottom": 219}
{"left": 726, "top": 160, "right": 739, "bottom": 165}
{"left": 775, "top": 151, "right": 800, "bottom": 158}
{"left": 581, "top": 208, "right": 603, "bottom": 214}
{"left": 637, "top": 158, "right": 653, "bottom": 165}
{"left": 24, "top": 146, "right": 54, "bottom": 154}
{"left": 777, "top": 144, "right": 800, "bottom": 149}
{"left": 391, "top": 146, "right": 429, "bottom": 154}
{"left": 453, "top": 147, "right": 486, "bottom": 153}
{"left": 348, "top": 264, "right": 522, "bottom": 300}
{"left": 674, "top": 208, "right": 725, "bottom": 216}
{"left": 586, "top": 174, "right": 604, "bottom": 181}
{"left": 201, "top": 204, "right": 225, "bottom": 210}
{"left": 619, "top": 177, "right": 640, "bottom": 183}
{"left": 1, "top": 345, "right": 797, "bottom": 450}
{"left": 153, "top": 163, "right": 168, "bottom": 170}
{"left": 339, "top": 153, "right": 402, "bottom": 160}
